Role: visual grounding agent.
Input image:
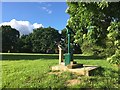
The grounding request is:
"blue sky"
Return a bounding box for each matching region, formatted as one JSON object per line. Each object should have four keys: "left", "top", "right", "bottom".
{"left": 2, "top": 2, "right": 69, "bottom": 33}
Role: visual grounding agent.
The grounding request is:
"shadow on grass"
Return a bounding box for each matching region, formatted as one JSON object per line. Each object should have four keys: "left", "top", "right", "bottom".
{"left": 89, "top": 67, "right": 105, "bottom": 76}
{"left": 1, "top": 54, "right": 104, "bottom": 61}
{"left": 1, "top": 54, "right": 59, "bottom": 60}
{"left": 74, "top": 55, "right": 104, "bottom": 60}
{"left": 90, "top": 66, "right": 119, "bottom": 78}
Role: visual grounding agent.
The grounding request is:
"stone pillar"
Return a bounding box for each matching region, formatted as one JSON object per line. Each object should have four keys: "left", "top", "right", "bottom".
{"left": 58, "top": 45, "right": 63, "bottom": 64}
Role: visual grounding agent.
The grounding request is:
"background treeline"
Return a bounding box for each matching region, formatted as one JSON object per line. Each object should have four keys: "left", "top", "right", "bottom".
{"left": 0, "top": 26, "right": 62, "bottom": 53}
{"left": 0, "top": 25, "right": 82, "bottom": 54}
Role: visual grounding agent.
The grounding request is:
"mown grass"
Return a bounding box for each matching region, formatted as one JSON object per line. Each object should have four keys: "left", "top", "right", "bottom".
{"left": 1, "top": 53, "right": 120, "bottom": 89}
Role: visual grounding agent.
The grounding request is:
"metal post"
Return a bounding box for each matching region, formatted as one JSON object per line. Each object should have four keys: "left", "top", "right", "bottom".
{"left": 65, "top": 26, "right": 72, "bottom": 66}
{"left": 68, "top": 33, "right": 70, "bottom": 54}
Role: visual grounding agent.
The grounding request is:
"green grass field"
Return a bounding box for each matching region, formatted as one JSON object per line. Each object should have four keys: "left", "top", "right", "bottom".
{"left": 1, "top": 53, "right": 119, "bottom": 89}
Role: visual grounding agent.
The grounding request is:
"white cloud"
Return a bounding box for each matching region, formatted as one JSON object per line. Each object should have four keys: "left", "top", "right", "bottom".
{"left": 38, "top": 2, "right": 52, "bottom": 14}
{"left": 41, "top": 6, "right": 52, "bottom": 14}
{"left": 48, "top": 10, "right": 52, "bottom": 14}
{"left": 42, "top": 7, "right": 47, "bottom": 10}
{"left": 33, "top": 23, "right": 43, "bottom": 29}
{"left": 0, "top": 19, "right": 44, "bottom": 35}
{"left": 39, "top": 2, "right": 52, "bottom": 7}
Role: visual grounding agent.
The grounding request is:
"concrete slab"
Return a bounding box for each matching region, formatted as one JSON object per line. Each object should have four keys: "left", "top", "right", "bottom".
{"left": 51, "top": 64, "right": 99, "bottom": 76}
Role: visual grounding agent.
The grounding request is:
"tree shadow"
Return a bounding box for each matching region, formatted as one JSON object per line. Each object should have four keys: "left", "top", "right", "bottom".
{"left": 1, "top": 54, "right": 104, "bottom": 61}
{"left": 73, "top": 55, "right": 104, "bottom": 60}
{"left": 90, "top": 66, "right": 119, "bottom": 78}
{"left": 89, "top": 67, "right": 105, "bottom": 76}
{"left": 1, "top": 54, "right": 58, "bottom": 61}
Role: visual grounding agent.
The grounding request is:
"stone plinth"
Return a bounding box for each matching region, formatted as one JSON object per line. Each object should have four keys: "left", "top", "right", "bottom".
{"left": 51, "top": 64, "right": 99, "bottom": 76}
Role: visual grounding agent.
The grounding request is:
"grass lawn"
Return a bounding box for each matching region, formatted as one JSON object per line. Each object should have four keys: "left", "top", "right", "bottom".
{"left": 1, "top": 53, "right": 120, "bottom": 89}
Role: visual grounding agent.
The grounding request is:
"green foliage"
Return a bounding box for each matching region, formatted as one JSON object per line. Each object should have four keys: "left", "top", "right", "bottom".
{"left": 1, "top": 26, "right": 60, "bottom": 53}
{"left": 97, "top": 0, "right": 108, "bottom": 9}
{"left": 17, "top": 34, "right": 33, "bottom": 53}
{"left": 31, "top": 27, "right": 60, "bottom": 53}
{"left": 106, "top": 22, "right": 120, "bottom": 65}
{"left": 0, "top": 25, "right": 20, "bottom": 52}
{"left": 107, "top": 22, "right": 120, "bottom": 41}
{"left": 107, "top": 50, "right": 120, "bottom": 66}
{"left": 81, "top": 42, "right": 105, "bottom": 56}
{"left": 66, "top": 2, "right": 120, "bottom": 57}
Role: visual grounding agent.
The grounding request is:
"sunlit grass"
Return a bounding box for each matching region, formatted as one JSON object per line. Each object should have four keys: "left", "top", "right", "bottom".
{"left": 1, "top": 53, "right": 119, "bottom": 88}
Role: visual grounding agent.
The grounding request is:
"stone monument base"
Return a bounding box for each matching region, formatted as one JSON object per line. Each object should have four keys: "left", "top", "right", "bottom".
{"left": 51, "top": 63, "right": 99, "bottom": 76}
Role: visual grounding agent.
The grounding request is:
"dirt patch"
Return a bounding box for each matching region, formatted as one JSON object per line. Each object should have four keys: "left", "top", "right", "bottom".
{"left": 66, "top": 79, "right": 81, "bottom": 86}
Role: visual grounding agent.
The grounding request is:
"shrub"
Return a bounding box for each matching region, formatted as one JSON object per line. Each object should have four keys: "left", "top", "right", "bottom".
{"left": 107, "top": 50, "right": 120, "bottom": 66}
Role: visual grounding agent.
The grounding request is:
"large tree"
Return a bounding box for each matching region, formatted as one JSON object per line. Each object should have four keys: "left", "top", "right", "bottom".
{"left": 17, "top": 34, "right": 33, "bottom": 53}
{"left": 1, "top": 25, "right": 20, "bottom": 52}
{"left": 66, "top": 1, "right": 120, "bottom": 56}
{"left": 31, "top": 27, "right": 61, "bottom": 53}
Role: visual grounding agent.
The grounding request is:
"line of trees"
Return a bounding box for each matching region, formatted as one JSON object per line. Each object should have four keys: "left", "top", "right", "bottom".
{"left": 0, "top": 26, "right": 61, "bottom": 53}
{"left": 0, "top": 25, "right": 82, "bottom": 54}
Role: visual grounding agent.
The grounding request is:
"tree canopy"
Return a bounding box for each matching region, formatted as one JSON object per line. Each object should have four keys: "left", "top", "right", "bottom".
{"left": 31, "top": 27, "right": 61, "bottom": 53}
{"left": 66, "top": 1, "right": 120, "bottom": 65}
{"left": 1, "top": 25, "right": 20, "bottom": 52}
{"left": 66, "top": 1, "right": 120, "bottom": 56}
{"left": 1, "top": 26, "right": 61, "bottom": 53}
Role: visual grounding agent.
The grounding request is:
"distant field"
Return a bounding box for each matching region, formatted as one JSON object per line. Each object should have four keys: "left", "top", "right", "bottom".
{"left": 1, "top": 53, "right": 119, "bottom": 88}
